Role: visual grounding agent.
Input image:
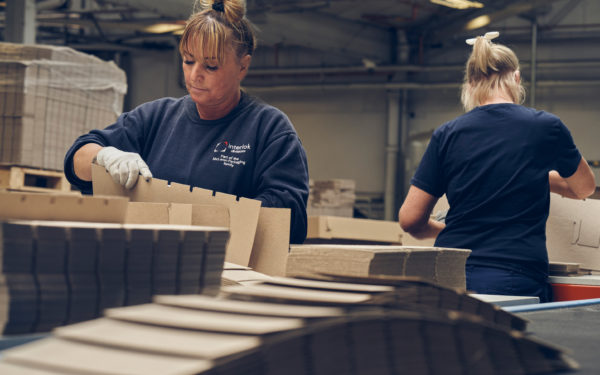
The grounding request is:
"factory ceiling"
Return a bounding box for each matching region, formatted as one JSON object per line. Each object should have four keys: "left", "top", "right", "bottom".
{"left": 0, "top": 0, "right": 597, "bottom": 67}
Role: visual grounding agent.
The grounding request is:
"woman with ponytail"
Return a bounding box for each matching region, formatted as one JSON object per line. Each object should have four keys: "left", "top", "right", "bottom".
{"left": 65, "top": 0, "right": 310, "bottom": 243}
{"left": 399, "top": 32, "right": 594, "bottom": 302}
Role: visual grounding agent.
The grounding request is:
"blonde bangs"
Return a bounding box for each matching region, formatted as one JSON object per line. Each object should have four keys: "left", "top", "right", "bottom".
{"left": 179, "top": 16, "right": 231, "bottom": 64}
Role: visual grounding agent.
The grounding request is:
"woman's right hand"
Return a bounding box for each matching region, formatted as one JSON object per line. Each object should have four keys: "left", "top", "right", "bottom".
{"left": 95, "top": 146, "right": 152, "bottom": 189}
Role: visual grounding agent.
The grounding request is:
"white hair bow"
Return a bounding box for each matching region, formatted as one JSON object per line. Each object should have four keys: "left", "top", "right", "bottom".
{"left": 466, "top": 31, "right": 499, "bottom": 45}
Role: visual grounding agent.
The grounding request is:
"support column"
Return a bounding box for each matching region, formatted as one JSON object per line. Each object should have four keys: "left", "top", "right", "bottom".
{"left": 6, "top": 0, "right": 37, "bottom": 44}
{"left": 384, "top": 90, "right": 400, "bottom": 221}
{"left": 530, "top": 19, "right": 538, "bottom": 108}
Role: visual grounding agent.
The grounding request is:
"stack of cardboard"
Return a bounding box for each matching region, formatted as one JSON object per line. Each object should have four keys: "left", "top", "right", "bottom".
{"left": 308, "top": 179, "right": 356, "bottom": 217}
{"left": 0, "top": 219, "right": 229, "bottom": 334}
{"left": 286, "top": 244, "right": 471, "bottom": 289}
{"left": 0, "top": 276, "right": 576, "bottom": 375}
{"left": 0, "top": 42, "right": 126, "bottom": 171}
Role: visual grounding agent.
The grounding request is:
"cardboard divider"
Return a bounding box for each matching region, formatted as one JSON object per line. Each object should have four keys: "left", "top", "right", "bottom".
{"left": 248, "top": 207, "right": 291, "bottom": 277}
{"left": 92, "top": 164, "right": 261, "bottom": 266}
{"left": 0, "top": 191, "right": 128, "bottom": 223}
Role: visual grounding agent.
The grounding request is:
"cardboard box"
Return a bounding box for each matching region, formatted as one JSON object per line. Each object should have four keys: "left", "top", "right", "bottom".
{"left": 546, "top": 193, "right": 600, "bottom": 271}
{"left": 306, "top": 215, "right": 402, "bottom": 244}
{"left": 92, "top": 164, "right": 290, "bottom": 273}
{"left": 308, "top": 178, "right": 355, "bottom": 218}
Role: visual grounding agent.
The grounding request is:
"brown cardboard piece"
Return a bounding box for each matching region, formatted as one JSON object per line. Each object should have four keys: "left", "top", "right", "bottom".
{"left": 54, "top": 317, "right": 261, "bottom": 360}
{"left": 126, "top": 202, "right": 230, "bottom": 230}
{"left": 306, "top": 216, "right": 403, "bottom": 244}
{"left": 546, "top": 193, "right": 600, "bottom": 271}
{"left": 0, "top": 191, "right": 128, "bottom": 223}
{"left": 248, "top": 207, "right": 291, "bottom": 276}
{"left": 105, "top": 303, "right": 304, "bottom": 335}
{"left": 1, "top": 337, "right": 212, "bottom": 375}
{"left": 92, "top": 164, "right": 260, "bottom": 266}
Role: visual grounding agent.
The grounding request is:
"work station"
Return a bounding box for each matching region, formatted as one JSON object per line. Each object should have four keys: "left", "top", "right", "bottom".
{"left": 1, "top": 0, "right": 599, "bottom": 374}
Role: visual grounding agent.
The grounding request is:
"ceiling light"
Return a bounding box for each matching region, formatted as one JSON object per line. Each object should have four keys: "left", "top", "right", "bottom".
{"left": 143, "top": 23, "right": 185, "bottom": 34}
{"left": 430, "top": 0, "right": 484, "bottom": 10}
{"left": 465, "top": 15, "right": 491, "bottom": 30}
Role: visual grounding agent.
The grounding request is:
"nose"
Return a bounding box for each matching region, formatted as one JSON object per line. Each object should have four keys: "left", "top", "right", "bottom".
{"left": 189, "top": 62, "right": 203, "bottom": 80}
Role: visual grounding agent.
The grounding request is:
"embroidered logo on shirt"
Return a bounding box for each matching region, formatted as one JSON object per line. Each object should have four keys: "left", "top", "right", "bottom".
{"left": 212, "top": 141, "right": 251, "bottom": 168}
{"left": 214, "top": 141, "right": 228, "bottom": 152}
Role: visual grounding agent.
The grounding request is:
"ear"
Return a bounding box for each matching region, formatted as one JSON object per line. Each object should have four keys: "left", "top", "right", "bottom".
{"left": 238, "top": 54, "right": 252, "bottom": 80}
{"left": 514, "top": 70, "right": 521, "bottom": 84}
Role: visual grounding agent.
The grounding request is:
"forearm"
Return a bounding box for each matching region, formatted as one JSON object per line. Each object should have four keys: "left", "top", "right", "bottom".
{"left": 405, "top": 218, "right": 446, "bottom": 240}
{"left": 73, "top": 143, "right": 103, "bottom": 181}
{"left": 549, "top": 170, "right": 587, "bottom": 199}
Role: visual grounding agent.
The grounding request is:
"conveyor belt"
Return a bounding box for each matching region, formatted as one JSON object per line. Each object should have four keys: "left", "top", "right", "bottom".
{"left": 516, "top": 301, "right": 600, "bottom": 375}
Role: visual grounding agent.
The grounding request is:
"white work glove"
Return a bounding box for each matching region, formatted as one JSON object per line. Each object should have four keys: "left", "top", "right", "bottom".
{"left": 95, "top": 146, "right": 152, "bottom": 189}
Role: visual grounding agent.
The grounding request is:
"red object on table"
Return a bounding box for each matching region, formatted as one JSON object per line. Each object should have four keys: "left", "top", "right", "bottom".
{"left": 551, "top": 283, "right": 600, "bottom": 302}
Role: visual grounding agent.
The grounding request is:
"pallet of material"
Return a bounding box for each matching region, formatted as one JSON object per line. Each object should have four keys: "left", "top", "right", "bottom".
{"left": 0, "top": 42, "right": 126, "bottom": 171}
{"left": 0, "top": 276, "right": 576, "bottom": 375}
{"left": 0, "top": 165, "right": 70, "bottom": 193}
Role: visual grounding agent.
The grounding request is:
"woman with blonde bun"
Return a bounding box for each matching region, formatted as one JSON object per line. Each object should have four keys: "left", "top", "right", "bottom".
{"left": 65, "top": 0, "right": 310, "bottom": 243}
{"left": 399, "top": 32, "right": 595, "bottom": 302}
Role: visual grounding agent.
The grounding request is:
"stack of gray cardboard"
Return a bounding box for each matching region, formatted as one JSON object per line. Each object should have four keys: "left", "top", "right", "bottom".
{"left": 0, "top": 42, "right": 126, "bottom": 171}
{"left": 307, "top": 179, "right": 356, "bottom": 217}
{"left": 0, "top": 220, "right": 229, "bottom": 334}
{"left": 286, "top": 244, "right": 471, "bottom": 289}
{"left": 0, "top": 223, "right": 37, "bottom": 334}
{"left": 0, "top": 277, "right": 577, "bottom": 375}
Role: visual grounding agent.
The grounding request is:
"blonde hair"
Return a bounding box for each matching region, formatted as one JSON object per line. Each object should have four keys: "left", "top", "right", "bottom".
{"left": 179, "top": 0, "right": 256, "bottom": 64}
{"left": 461, "top": 36, "right": 525, "bottom": 111}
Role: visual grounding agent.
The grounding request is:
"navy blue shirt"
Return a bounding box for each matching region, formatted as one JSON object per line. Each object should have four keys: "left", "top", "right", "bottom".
{"left": 411, "top": 103, "right": 581, "bottom": 281}
{"left": 64, "top": 92, "right": 309, "bottom": 243}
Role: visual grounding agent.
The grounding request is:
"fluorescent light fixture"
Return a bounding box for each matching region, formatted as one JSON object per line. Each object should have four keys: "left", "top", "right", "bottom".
{"left": 143, "top": 23, "right": 185, "bottom": 34}
{"left": 465, "top": 15, "right": 491, "bottom": 30}
{"left": 430, "top": 0, "right": 484, "bottom": 10}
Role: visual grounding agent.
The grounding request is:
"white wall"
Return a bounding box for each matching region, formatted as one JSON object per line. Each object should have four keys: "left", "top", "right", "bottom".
{"left": 251, "top": 89, "right": 388, "bottom": 194}
{"left": 125, "top": 48, "right": 186, "bottom": 109}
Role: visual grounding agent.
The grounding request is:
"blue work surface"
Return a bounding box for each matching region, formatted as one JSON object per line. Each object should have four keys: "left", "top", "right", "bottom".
{"left": 516, "top": 301, "right": 600, "bottom": 375}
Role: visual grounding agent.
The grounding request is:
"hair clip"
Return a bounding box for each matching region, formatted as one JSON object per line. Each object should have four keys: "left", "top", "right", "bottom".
{"left": 466, "top": 31, "right": 500, "bottom": 45}
{"left": 212, "top": 1, "right": 225, "bottom": 12}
